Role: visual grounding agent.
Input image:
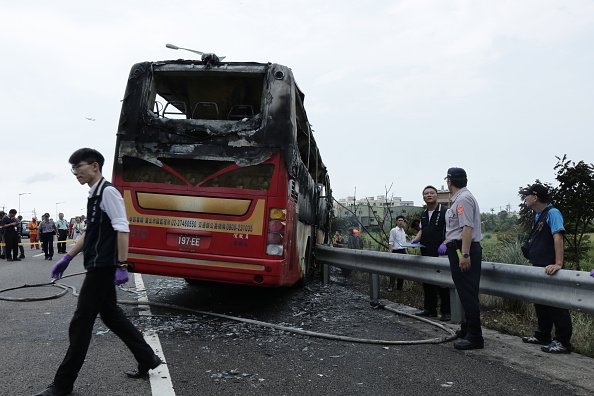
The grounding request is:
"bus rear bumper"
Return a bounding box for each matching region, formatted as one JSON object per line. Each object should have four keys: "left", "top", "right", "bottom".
{"left": 127, "top": 248, "right": 296, "bottom": 286}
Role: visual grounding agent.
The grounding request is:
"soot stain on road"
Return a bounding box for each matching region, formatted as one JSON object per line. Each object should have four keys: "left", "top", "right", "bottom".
{"left": 127, "top": 275, "right": 428, "bottom": 344}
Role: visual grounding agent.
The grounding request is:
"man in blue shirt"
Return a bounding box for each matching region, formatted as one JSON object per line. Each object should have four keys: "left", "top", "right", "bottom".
{"left": 520, "top": 183, "right": 572, "bottom": 354}
{"left": 55, "top": 213, "right": 69, "bottom": 254}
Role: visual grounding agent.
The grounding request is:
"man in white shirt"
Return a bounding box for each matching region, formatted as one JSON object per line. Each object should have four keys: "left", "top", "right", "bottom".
{"left": 387, "top": 215, "right": 407, "bottom": 291}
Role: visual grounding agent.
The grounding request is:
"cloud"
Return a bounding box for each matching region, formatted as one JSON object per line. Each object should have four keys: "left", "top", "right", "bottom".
{"left": 25, "top": 173, "right": 57, "bottom": 183}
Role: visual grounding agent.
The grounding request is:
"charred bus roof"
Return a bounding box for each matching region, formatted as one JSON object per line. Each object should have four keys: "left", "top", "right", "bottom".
{"left": 115, "top": 57, "right": 328, "bottom": 190}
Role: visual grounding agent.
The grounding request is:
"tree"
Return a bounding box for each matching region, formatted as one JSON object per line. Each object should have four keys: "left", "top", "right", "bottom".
{"left": 518, "top": 156, "right": 594, "bottom": 270}
{"left": 552, "top": 155, "right": 594, "bottom": 270}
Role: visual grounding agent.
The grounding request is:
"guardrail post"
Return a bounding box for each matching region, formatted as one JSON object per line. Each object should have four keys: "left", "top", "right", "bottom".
{"left": 450, "top": 288, "right": 463, "bottom": 323}
{"left": 370, "top": 273, "right": 380, "bottom": 304}
{"left": 322, "top": 263, "right": 330, "bottom": 285}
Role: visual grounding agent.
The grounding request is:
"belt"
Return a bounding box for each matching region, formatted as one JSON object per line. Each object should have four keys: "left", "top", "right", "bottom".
{"left": 446, "top": 240, "right": 480, "bottom": 248}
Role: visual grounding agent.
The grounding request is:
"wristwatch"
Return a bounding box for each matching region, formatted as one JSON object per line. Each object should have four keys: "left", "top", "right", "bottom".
{"left": 462, "top": 253, "right": 470, "bottom": 258}
{"left": 116, "top": 260, "right": 128, "bottom": 268}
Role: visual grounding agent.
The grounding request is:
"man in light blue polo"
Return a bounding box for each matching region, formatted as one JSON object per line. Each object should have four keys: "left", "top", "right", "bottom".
{"left": 520, "top": 183, "right": 572, "bottom": 354}
{"left": 55, "top": 213, "right": 69, "bottom": 254}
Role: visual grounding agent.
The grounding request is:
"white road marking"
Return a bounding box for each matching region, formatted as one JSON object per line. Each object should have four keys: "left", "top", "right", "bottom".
{"left": 133, "top": 273, "right": 176, "bottom": 396}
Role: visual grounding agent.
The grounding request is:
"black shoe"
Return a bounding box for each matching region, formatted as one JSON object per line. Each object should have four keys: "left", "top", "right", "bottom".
{"left": 48, "top": 257, "right": 53, "bottom": 261}
{"left": 415, "top": 310, "right": 437, "bottom": 317}
{"left": 521, "top": 336, "right": 550, "bottom": 345}
{"left": 13, "top": 258, "right": 21, "bottom": 261}
{"left": 454, "top": 339, "right": 484, "bottom": 350}
{"left": 19, "top": 255, "right": 25, "bottom": 259}
{"left": 439, "top": 314, "right": 451, "bottom": 322}
{"left": 6, "top": 258, "right": 13, "bottom": 262}
{"left": 34, "top": 383, "right": 73, "bottom": 396}
{"left": 541, "top": 340, "right": 571, "bottom": 354}
{"left": 370, "top": 301, "right": 385, "bottom": 309}
{"left": 126, "top": 355, "right": 163, "bottom": 379}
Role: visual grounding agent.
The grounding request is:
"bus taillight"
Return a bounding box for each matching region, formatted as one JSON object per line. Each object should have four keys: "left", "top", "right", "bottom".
{"left": 266, "top": 209, "right": 286, "bottom": 256}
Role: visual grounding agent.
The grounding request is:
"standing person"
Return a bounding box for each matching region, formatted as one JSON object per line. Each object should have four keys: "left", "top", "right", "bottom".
{"left": 29, "top": 217, "right": 41, "bottom": 249}
{"left": 39, "top": 213, "right": 57, "bottom": 261}
{"left": 55, "top": 213, "right": 69, "bottom": 254}
{"left": 17, "top": 215, "right": 26, "bottom": 259}
{"left": 2, "top": 209, "right": 20, "bottom": 261}
{"left": 71, "top": 216, "right": 85, "bottom": 240}
{"left": 333, "top": 230, "right": 344, "bottom": 247}
{"left": 444, "top": 167, "right": 484, "bottom": 350}
{"left": 387, "top": 215, "right": 407, "bottom": 292}
{"left": 0, "top": 211, "right": 5, "bottom": 259}
{"left": 520, "top": 184, "right": 572, "bottom": 354}
{"left": 35, "top": 148, "right": 162, "bottom": 396}
{"left": 411, "top": 186, "right": 450, "bottom": 321}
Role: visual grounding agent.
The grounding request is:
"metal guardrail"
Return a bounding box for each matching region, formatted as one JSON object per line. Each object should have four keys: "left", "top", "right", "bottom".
{"left": 316, "top": 245, "right": 594, "bottom": 316}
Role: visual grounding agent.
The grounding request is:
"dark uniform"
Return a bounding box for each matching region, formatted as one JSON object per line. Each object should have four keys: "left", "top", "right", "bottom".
{"left": 2, "top": 213, "right": 19, "bottom": 261}
{"left": 445, "top": 186, "right": 483, "bottom": 346}
{"left": 419, "top": 204, "right": 450, "bottom": 317}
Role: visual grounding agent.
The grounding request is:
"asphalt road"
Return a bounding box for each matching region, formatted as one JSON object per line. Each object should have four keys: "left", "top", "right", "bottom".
{"left": 1, "top": 250, "right": 593, "bottom": 395}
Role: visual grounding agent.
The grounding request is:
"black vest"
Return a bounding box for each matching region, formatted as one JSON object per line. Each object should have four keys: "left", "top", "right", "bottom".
{"left": 419, "top": 204, "right": 446, "bottom": 257}
{"left": 528, "top": 209, "right": 556, "bottom": 268}
{"left": 83, "top": 178, "right": 118, "bottom": 270}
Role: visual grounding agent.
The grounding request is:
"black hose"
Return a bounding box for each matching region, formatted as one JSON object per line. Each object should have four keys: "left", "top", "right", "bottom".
{"left": 0, "top": 274, "right": 456, "bottom": 345}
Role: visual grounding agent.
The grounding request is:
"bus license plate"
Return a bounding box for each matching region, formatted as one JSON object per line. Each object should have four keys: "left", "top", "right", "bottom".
{"left": 177, "top": 235, "right": 200, "bottom": 247}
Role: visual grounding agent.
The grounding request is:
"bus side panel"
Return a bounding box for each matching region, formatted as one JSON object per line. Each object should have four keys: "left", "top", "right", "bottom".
{"left": 283, "top": 193, "right": 299, "bottom": 284}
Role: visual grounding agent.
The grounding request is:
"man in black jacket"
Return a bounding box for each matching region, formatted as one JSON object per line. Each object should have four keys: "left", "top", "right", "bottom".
{"left": 411, "top": 186, "right": 450, "bottom": 321}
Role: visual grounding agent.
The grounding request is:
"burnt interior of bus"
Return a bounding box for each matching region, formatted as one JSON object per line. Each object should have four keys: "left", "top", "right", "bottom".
{"left": 121, "top": 156, "right": 274, "bottom": 191}
{"left": 151, "top": 71, "right": 265, "bottom": 121}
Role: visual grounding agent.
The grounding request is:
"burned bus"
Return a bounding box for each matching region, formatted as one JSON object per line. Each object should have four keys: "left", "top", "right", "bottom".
{"left": 112, "top": 55, "right": 332, "bottom": 286}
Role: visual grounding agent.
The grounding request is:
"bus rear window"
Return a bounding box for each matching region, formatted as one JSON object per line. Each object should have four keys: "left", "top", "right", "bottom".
{"left": 152, "top": 72, "right": 264, "bottom": 121}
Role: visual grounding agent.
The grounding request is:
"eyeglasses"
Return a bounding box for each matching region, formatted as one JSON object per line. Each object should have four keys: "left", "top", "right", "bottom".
{"left": 71, "top": 162, "right": 93, "bottom": 174}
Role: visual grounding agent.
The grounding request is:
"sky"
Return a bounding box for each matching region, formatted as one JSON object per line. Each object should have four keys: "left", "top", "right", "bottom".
{"left": 2, "top": 0, "right": 593, "bottom": 219}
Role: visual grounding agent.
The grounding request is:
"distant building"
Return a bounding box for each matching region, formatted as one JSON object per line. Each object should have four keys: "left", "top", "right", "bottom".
{"left": 436, "top": 185, "right": 450, "bottom": 207}
{"left": 334, "top": 195, "right": 421, "bottom": 230}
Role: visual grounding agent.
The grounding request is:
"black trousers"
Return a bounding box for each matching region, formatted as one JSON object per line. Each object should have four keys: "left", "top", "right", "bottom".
{"left": 40, "top": 232, "right": 54, "bottom": 258}
{"left": 533, "top": 303, "right": 572, "bottom": 348}
{"left": 389, "top": 249, "right": 406, "bottom": 290}
{"left": 54, "top": 267, "right": 155, "bottom": 389}
{"left": 4, "top": 232, "right": 19, "bottom": 260}
{"left": 18, "top": 235, "right": 25, "bottom": 257}
{"left": 422, "top": 283, "right": 451, "bottom": 315}
{"left": 447, "top": 241, "right": 483, "bottom": 342}
{"left": 57, "top": 229, "right": 68, "bottom": 253}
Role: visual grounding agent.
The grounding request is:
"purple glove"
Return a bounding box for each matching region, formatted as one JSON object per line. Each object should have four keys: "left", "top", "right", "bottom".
{"left": 411, "top": 240, "right": 419, "bottom": 244}
{"left": 51, "top": 254, "right": 73, "bottom": 280}
{"left": 437, "top": 243, "right": 447, "bottom": 256}
{"left": 115, "top": 268, "right": 129, "bottom": 285}
{"left": 590, "top": 270, "right": 594, "bottom": 278}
